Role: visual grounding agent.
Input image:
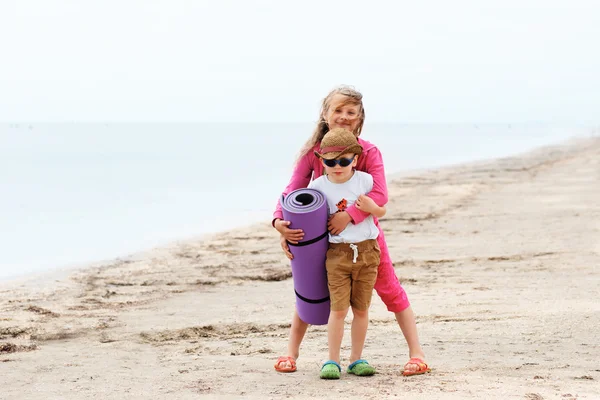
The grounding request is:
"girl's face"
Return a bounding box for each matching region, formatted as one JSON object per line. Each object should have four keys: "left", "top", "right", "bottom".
{"left": 324, "top": 94, "right": 362, "bottom": 134}
{"left": 322, "top": 152, "right": 358, "bottom": 184}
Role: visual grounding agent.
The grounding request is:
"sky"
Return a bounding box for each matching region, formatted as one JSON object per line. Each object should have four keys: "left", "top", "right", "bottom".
{"left": 1, "top": 0, "right": 599, "bottom": 124}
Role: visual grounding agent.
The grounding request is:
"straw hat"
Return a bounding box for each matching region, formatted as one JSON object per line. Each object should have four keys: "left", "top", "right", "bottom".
{"left": 314, "top": 128, "right": 363, "bottom": 160}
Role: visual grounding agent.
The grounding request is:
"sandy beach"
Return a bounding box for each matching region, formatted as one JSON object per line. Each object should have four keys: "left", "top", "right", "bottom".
{"left": 1, "top": 137, "right": 599, "bottom": 399}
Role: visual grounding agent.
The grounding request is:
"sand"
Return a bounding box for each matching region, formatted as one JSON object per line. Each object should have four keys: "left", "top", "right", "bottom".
{"left": 1, "top": 137, "right": 599, "bottom": 399}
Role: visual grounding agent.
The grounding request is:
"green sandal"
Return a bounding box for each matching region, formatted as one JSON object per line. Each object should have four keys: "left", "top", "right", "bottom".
{"left": 320, "top": 360, "right": 341, "bottom": 379}
{"left": 347, "top": 359, "right": 376, "bottom": 376}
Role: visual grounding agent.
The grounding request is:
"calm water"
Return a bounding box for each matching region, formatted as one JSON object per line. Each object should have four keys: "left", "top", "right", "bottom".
{"left": 0, "top": 123, "right": 591, "bottom": 279}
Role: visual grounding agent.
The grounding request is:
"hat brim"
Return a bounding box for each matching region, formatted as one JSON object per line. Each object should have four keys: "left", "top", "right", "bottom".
{"left": 314, "top": 144, "right": 363, "bottom": 160}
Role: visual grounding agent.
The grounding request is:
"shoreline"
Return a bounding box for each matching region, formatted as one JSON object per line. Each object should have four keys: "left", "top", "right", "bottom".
{"left": 0, "top": 134, "right": 591, "bottom": 285}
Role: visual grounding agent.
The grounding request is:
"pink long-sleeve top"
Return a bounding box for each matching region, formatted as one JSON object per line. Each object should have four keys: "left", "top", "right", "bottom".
{"left": 273, "top": 137, "right": 389, "bottom": 225}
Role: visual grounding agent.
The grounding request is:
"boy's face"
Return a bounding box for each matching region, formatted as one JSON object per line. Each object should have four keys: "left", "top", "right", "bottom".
{"left": 323, "top": 152, "right": 358, "bottom": 184}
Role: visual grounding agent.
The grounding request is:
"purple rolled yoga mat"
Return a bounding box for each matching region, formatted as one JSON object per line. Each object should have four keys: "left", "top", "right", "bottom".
{"left": 280, "top": 188, "right": 330, "bottom": 325}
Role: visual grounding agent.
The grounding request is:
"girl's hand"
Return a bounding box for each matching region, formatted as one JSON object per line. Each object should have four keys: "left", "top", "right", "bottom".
{"left": 328, "top": 211, "right": 352, "bottom": 235}
{"left": 356, "top": 195, "right": 377, "bottom": 214}
{"left": 280, "top": 235, "right": 293, "bottom": 260}
{"left": 274, "top": 219, "right": 304, "bottom": 243}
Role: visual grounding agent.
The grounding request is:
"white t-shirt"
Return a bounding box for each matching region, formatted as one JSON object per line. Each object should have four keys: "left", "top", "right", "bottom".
{"left": 308, "top": 170, "right": 379, "bottom": 244}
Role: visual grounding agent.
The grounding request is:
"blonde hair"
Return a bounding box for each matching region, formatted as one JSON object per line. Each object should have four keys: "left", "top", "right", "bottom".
{"left": 297, "top": 85, "right": 365, "bottom": 160}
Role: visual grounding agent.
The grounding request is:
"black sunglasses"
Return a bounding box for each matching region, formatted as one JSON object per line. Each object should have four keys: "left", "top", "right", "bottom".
{"left": 322, "top": 156, "right": 355, "bottom": 168}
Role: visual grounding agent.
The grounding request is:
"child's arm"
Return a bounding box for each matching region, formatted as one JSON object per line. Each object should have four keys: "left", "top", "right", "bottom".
{"left": 355, "top": 194, "right": 386, "bottom": 218}
{"left": 344, "top": 147, "right": 388, "bottom": 224}
{"left": 273, "top": 152, "right": 314, "bottom": 225}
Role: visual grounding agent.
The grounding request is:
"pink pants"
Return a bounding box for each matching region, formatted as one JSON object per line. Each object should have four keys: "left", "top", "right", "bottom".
{"left": 374, "top": 226, "right": 410, "bottom": 312}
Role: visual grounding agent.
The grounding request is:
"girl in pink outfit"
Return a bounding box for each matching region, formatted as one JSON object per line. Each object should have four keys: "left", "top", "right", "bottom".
{"left": 272, "top": 85, "right": 430, "bottom": 377}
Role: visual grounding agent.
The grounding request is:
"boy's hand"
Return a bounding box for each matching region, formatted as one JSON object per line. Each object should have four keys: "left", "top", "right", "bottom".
{"left": 274, "top": 219, "right": 304, "bottom": 243}
{"left": 355, "top": 195, "right": 378, "bottom": 214}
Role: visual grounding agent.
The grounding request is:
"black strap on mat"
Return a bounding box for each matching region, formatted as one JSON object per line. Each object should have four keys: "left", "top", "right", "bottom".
{"left": 287, "top": 231, "right": 328, "bottom": 247}
{"left": 295, "top": 290, "right": 330, "bottom": 304}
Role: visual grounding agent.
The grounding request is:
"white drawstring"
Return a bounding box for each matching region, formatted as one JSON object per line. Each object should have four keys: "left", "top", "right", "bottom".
{"left": 349, "top": 244, "right": 358, "bottom": 263}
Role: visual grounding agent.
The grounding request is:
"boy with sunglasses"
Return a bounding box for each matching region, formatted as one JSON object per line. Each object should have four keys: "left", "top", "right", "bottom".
{"left": 307, "top": 128, "right": 386, "bottom": 379}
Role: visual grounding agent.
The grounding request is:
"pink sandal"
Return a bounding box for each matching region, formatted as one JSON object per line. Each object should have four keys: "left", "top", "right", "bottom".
{"left": 274, "top": 356, "right": 297, "bottom": 373}
{"left": 402, "top": 357, "right": 431, "bottom": 376}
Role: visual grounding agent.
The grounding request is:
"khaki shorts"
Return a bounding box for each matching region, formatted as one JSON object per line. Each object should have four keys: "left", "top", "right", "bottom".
{"left": 325, "top": 239, "right": 380, "bottom": 311}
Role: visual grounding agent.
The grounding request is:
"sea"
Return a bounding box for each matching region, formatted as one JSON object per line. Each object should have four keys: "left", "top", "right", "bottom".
{"left": 0, "top": 122, "right": 594, "bottom": 280}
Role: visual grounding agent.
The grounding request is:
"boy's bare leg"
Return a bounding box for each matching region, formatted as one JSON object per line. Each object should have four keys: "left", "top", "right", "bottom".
{"left": 328, "top": 309, "right": 348, "bottom": 363}
{"left": 349, "top": 307, "right": 369, "bottom": 363}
